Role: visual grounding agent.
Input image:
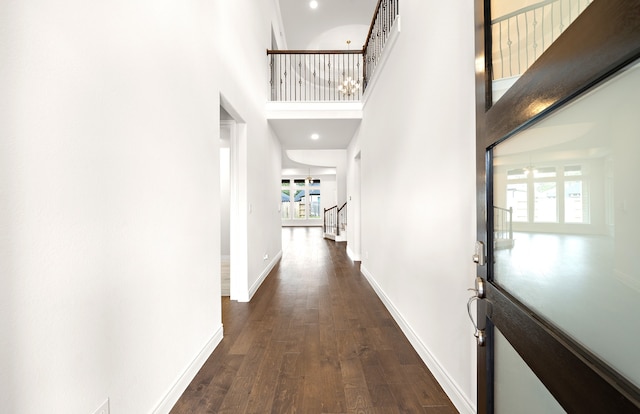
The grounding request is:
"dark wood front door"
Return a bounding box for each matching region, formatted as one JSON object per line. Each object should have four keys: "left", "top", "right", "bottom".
{"left": 474, "top": 1, "right": 640, "bottom": 412}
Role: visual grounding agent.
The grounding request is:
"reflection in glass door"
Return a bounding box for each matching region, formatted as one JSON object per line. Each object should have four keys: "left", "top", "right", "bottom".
{"left": 490, "top": 0, "right": 594, "bottom": 101}
{"left": 490, "top": 60, "right": 640, "bottom": 411}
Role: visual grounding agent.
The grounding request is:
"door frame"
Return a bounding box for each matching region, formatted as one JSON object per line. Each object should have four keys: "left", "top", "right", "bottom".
{"left": 220, "top": 96, "right": 250, "bottom": 302}
{"left": 474, "top": 0, "right": 640, "bottom": 412}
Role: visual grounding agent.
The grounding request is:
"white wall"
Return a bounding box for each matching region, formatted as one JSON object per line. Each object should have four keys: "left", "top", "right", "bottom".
{"left": 217, "top": 1, "right": 284, "bottom": 302}
{"left": 346, "top": 142, "right": 362, "bottom": 260}
{"left": 348, "top": 1, "right": 477, "bottom": 412}
{"left": 0, "top": 0, "right": 283, "bottom": 412}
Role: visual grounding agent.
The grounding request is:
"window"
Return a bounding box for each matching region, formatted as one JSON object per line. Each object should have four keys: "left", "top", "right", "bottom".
{"left": 534, "top": 182, "right": 557, "bottom": 222}
{"left": 505, "top": 165, "right": 589, "bottom": 224}
{"left": 281, "top": 179, "right": 290, "bottom": 219}
{"left": 506, "top": 182, "right": 528, "bottom": 222}
{"left": 281, "top": 178, "right": 321, "bottom": 220}
{"left": 564, "top": 166, "right": 588, "bottom": 223}
{"left": 293, "top": 179, "right": 306, "bottom": 219}
{"left": 309, "top": 179, "right": 321, "bottom": 218}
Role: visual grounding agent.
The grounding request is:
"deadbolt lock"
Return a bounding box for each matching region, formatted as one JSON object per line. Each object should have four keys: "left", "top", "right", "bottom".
{"left": 472, "top": 241, "right": 486, "bottom": 266}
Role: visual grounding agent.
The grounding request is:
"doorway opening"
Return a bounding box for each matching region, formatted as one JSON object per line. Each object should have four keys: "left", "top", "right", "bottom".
{"left": 219, "top": 96, "right": 249, "bottom": 302}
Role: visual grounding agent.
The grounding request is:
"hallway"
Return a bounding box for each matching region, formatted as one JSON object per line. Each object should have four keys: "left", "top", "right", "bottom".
{"left": 170, "top": 227, "right": 457, "bottom": 413}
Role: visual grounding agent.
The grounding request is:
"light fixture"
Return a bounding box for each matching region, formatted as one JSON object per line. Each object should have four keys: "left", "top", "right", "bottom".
{"left": 523, "top": 156, "right": 537, "bottom": 177}
{"left": 311, "top": 133, "right": 319, "bottom": 140}
{"left": 309, "top": 0, "right": 318, "bottom": 9}
{"left": 337, "top": 40, "right": 361, "bottom": 96}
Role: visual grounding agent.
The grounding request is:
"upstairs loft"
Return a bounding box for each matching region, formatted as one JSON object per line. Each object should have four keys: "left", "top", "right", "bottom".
{"left": 268, "top": 0, "right": 399, "bottom": 105}
{"left": 267, "top": 0, "right": 594, "bottom": 106}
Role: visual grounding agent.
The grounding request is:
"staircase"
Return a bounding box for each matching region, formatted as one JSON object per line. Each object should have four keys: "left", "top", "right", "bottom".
{"left": 323, "top": 202, "right": 347, "bottom": 242}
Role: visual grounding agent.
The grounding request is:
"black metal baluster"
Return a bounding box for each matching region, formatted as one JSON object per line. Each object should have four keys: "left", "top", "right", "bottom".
{"left": 541, "top": 6, "right": 545, "bottom": 53}
{"left": 507, "top": 19, "right": 512, "bottom": 77}
{"left": 279, "top": 55, "right": 283, "bottom": 101}
{"left": 499, "top": 21, "right": 504, "bottom": 79}
{"left": 516, "top": 14, "right": 521, "bottom": 76}
{"left": 525, "top": 13, "right": 530, "bottom": 71}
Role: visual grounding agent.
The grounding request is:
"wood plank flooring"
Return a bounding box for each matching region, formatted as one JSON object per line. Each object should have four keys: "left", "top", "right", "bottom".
{"left": 170, "top": 227, "right": 458, "bottom": 413}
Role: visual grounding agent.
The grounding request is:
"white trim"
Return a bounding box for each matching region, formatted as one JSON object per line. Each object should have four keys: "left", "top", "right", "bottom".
{"left": 245, "top": 250, "right": 283, "bottom": 302}
{"left": 346, "top": 245, "right": 361, "bottom": 261}
{"left": 360, "top": 265, "right": 476, "bottom": 414}
{"left": 265, "top": 101, "right": 363, "bottom": 119}
{"left": 362, "top": 16, "right": 401, "bottom": 107}
{"left": 152, "top": 325, "right": 224, "bottom": 414}
{"left": 281, "top": 221, "right": 323, "bottom": 227}
{"left": 226, "top": 119, "right": 249, "bottom": 302}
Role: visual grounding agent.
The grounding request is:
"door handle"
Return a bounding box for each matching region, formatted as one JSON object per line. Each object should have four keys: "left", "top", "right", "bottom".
{"left": 468, "top": 277, "right": 487, "bottom": 346}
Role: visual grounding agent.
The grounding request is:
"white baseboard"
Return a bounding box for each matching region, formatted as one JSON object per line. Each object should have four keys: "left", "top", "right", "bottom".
{"left": 248, "top": 250, "right": 283, "bottom": 301}
{"left": 360, "top": 265, "right": 476, "bottom": 414}
{"left": 346, "top": 245, "right": 361, "bottom": 261}
{"left": 153, "top": 325, "right": 224, "bottom": 414}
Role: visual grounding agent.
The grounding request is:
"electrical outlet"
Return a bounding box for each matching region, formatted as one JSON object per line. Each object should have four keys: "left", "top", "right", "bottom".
{"left": 92, "top": 398, "right": 109, "bottom": 414}
{"left": 263, "top": 253, "right": 269, "bottom": 261}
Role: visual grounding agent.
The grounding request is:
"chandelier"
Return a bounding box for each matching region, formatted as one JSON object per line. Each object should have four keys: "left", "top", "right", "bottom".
{"left": 338, "top": 77, "right": 360, "bottom": 96}
{"left": 337, "top": 40, "right": 361, "bottom": 96}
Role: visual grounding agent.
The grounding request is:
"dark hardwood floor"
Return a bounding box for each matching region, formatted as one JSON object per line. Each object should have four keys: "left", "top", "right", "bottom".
{"left": 170, "top": 227, "right": 457, "bottom": 413}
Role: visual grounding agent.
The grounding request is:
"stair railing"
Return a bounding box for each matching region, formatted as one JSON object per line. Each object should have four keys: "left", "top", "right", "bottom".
{"left": 337, "top": 202, "right": 347, "bottom": 236}
{"left": 324, "top": 205, "right": 338, "bottom": 235}
{"left": 324, "top": 202, "right": 348, "bottom": 237}
{"left": 363, "top": 0, "right": 400, "bottom": 88}
{"left": 494, "top": 206, "right": 513, "bottom": 246}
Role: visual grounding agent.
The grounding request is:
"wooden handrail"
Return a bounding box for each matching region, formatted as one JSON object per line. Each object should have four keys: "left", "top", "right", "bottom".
{"left": 267, "top": 49, "right": 362, "bottom": 55}
{"left": 363, "top": 0, "right": 384, "bottom": 54}
{"left": 491, "top": 0, "right": 556, "bottom": 24}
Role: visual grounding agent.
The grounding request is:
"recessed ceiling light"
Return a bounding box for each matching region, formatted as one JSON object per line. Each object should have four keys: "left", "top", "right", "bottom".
{"left": 311, "top": 133, "right": 320, "bottom": 140}
{"left": 309, "top": 1, "right": 318, "bottom": 9}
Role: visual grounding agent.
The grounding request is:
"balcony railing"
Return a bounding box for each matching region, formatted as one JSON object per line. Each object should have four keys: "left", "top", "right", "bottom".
{"left": 491, "top": 0, "right": 593, "bottom": 80}
{"left": 267, "top": 0, "right": 399, "bottom": 102}
{"left": 268, "top": 50, "right": 363, "bottom": 102}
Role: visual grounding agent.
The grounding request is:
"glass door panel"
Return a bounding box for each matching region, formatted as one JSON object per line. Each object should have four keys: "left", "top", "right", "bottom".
{"left": 492, "top": 61, "right": 640, "bottom": 388}
{"left": 494, "top": 329, "right": 565, "bottom": 414}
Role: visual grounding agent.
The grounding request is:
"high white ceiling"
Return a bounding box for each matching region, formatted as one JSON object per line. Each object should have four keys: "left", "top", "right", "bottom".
{"left": 269, "top": 118, "right": 361, "bottom": 150}
{"left": 274, "top": 0, "right": 376, "bottom": 167}
{"left": 278, "top": 0, "right": 378, "bottom": 50}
